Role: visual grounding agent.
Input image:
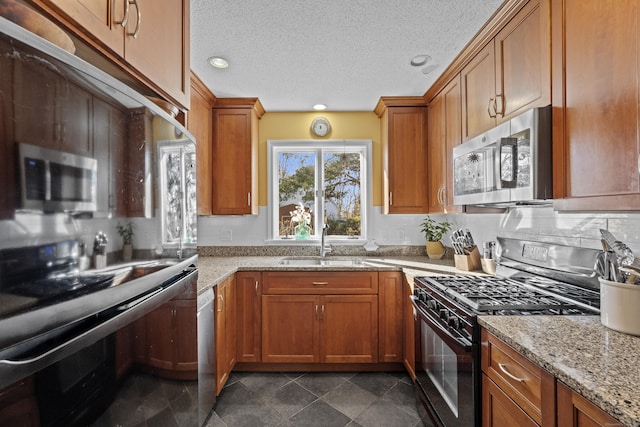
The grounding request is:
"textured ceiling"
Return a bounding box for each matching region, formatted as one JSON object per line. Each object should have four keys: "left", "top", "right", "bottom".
{"left": 190, "top": 0, "right": 505, "bottom": 112}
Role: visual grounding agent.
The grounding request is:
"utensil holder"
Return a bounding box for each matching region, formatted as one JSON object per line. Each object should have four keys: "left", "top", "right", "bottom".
{"left": 481, "top": 258, "right": 496, "bottom": 275}
{"left": 599, "top": 278, "right": 640, "bottom": 336}
{"left": 454, "top": 246, "right": 481, "bottom": 271}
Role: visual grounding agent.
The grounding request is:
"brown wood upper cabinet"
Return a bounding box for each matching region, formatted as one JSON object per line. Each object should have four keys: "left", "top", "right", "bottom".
{"left": 212, "top": 98, "right": 264, "bottom": 215}
{"left": 375, "top": 97, "right": 429, "bottom": 214}
{"left": 427, "top": 76, "right": 463, "bottom": 213}
{"left": 30, "top": 0, "right": 190, "bottom": 109}
{"left": 461, "top": 0, "right": 550, "bottom": 140}
{"left": 552, "top": 0, "right": 640, "bottom": 210}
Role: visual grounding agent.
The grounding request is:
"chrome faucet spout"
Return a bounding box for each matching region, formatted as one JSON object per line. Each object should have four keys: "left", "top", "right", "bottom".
{"left": 320, "top": 224, "right": 332, "bottom": 257}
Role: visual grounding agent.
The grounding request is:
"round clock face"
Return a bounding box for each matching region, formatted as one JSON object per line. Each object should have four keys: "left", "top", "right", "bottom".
{"left": 311, "top": 117, "right": 331, "bottom": 137}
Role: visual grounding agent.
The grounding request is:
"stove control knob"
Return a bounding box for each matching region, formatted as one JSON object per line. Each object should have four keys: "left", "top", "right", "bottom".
{"left": 418, "top": 291, "right": 428, "bottom": 303}
{"left": 439, "top": 309, "right": 449, "bottom": 321}
{"left": 427, "top": 300, "right": 438, "bottom": 311}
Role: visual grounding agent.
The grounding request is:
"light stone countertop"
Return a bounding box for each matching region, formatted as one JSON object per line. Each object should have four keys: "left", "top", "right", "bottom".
{"left": 196, "top": 255, "right": 461, "bottom": 294}
{"left": 479, "top": 316, "right": 640, "bottom": 427}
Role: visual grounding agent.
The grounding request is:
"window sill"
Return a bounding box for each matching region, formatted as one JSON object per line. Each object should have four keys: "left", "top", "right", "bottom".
{"left": 265, "top": 238, "right": 367, "bottom": 246}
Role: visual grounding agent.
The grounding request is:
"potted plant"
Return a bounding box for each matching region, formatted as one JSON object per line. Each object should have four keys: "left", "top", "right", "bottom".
{"left": 116, "top": 221, "right": 134, "bottom": 262}
{"left": 420, "top": 216, "right": 452, "bottom": 259}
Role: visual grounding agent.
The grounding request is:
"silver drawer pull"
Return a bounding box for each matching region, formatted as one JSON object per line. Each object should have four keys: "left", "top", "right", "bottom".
{"left": 312, "top": 281, "right": 329, "bottom": 285}
{"left": 498, "top": 363, "right": 525, "bottom": 383}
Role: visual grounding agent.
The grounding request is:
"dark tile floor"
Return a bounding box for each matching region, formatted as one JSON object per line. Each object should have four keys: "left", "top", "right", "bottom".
{"left": 205, "top": 371, "right": 422, "bottom": 427}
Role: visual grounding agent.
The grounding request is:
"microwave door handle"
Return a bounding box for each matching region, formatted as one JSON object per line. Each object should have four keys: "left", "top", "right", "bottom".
{"left": 498, "top": 137, "right": 518, "bottom": 189}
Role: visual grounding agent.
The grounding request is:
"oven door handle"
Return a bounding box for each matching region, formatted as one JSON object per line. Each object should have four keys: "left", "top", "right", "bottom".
{"left": 411, "top": 296, "right": 473, "bottom": 351}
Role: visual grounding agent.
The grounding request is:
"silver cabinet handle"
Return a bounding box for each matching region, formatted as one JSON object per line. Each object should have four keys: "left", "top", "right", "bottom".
{"left": 126, "top": 0, "right": 141, "bottom": 39}
{"left": 498, "top": 363, "right": 525, "bottom": 383}
{"left": 389, "top": 192, "right": 393, "bottom": 206}
{"left": 321, "top": 304, "right": 325, "bottom": 320}
{"left": 116, "top": 0, "right": 130, "bottom": 27}
{"left": 248, "top": 192, "right": 251, "bottom": 206}
{"left": 255, "top": 281, "right": 259, "bottom": 294}
{"left": 312, "top": 281, "right": 329, "bottom": 285}
{"left": 496, "top": 94, "right": 505, "bottom": 116}
{"left": 315, "top": 304, "right": 319, "bottom": 319}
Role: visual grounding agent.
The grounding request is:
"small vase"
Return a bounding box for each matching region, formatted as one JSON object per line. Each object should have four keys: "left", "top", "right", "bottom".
{"left": 426, "top": 241, "right": 445, "bottom": 259}
{"left": 294, "top": 223, "right": 311, "bottom": 240}
{"left": 122, "top": 244, "right": 133, "bottom": 262}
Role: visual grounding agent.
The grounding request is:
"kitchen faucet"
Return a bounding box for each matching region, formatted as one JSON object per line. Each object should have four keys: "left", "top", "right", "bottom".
{"left": 320, "top": 224, "right": 332, "bottom": 257}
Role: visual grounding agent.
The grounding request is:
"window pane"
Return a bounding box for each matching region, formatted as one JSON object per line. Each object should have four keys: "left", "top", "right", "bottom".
{"left": 277, "top": 152, "right": 316, "bottom": 237}
{"left": 323, "top": 152, "right": 361, "bottom": 236}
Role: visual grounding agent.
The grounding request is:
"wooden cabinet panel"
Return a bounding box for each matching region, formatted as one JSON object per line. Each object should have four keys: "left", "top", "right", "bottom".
{"left": 212, "top": 102, "right": 261, "bottom": 215}
{"left": 236, "top": 272, "right": 261, "bottom": 363}
{"left": 378, "top": 272, "right": 403, "bottom": 363}
{"left": 552, "top": 0, "right": 640, "bottom": 210}
{"left": 261, "top": 295, "right": 319, "bottom": 363}
{"left": 461, "top": 40, "right": 497, "bottom": 140}
{"left": 483, "top": 374, "right": 538, "bottom": 427}
{"left": 173, "top": 299, "right": 198, "bottom": 372}
{"left": 215, "top": 275, "right": 236, "bottom": 394}
{"left": 428, "top": 76, "right": 463, "bottom": 213}
{"left": 384, "top": 106, "right": 428, "bottom": 213}
{"left": 38, "top": 0, "right": 125, "bottom": 56}
{"left": 495, "top": 0, "right": 550, "bottom": 120}
{"left": 262, "top": 271, "right": 378, "bottom": 295}
{"left": 557, "top": 381, "right": 623, "bottom": 427}
{"left": 403, "top": 277, "right": 415, "bottom": 380}
{"left": 189, "top": 72, "right": 216, "bottom": 215}
{"left": 31, "top": 0, "right": 189, "bottom": 108}
{"left": 321, "top": 295, "right": 378, "bottom": 363}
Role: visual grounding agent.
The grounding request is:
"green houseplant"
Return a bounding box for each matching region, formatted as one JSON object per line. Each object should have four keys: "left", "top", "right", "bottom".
{"left": 116, "top": 221, "right": 135, "bottom": 261}
{"left": 420, "top": 216, "right": 452, "bottom": 259}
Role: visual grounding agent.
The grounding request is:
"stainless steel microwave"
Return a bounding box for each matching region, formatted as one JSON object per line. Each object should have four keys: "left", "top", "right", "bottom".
{"left": 18, "top": 142, "right": 98, "bottom": 213}
{"left": 452, "top": 105, "right": 552, "bottom": 206}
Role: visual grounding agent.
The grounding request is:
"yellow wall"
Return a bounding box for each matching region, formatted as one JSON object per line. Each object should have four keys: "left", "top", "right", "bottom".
{"left": 257, "top": 112, "right": 382, "bottom": 206}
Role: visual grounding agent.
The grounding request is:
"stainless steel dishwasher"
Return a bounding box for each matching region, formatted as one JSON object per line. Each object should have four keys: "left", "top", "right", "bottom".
{"left": 198, "top": 287, "right": 216, "bottom": 425}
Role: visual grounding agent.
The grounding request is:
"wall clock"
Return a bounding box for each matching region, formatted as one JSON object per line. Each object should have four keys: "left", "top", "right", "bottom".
{"left": 311, "top": 117, "right": 331, "bottom": 137}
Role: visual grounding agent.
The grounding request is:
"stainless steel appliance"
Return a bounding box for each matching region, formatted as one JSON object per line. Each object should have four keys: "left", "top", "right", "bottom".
{"left": 18, "top": 142, "right": 98, "bottom": 213}
{"left": 411, "top": 237, "right": 601, "bottom": 426}
{"left": 452, "top": 106, "right": 552, "bottom": 206}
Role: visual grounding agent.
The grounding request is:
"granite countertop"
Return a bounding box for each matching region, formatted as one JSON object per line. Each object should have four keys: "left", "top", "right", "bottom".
{"left": 479, "top": 316, "right": 640, "bottom": 427}
{"left": 195, "top": 255, "right": 471, "bottom": 294}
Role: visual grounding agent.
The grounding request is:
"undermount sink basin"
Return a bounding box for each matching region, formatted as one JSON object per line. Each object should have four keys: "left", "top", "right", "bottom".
{"left": 278, "top": 257, "right": 363, "bottom": 267}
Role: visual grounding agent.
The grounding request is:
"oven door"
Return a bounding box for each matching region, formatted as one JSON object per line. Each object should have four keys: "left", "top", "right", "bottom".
{"left": 412, "top": 297, "right": 478, "bottom": 427}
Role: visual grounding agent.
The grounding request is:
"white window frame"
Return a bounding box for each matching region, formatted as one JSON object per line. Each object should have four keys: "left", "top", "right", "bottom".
{"left": 267, "top": 140, "right": 372, "bottom": 244}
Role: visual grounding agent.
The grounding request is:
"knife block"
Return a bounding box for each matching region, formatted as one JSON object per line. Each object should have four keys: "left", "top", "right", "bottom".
{"left": 454, "top": 246, "right": 481, "bottom": 271}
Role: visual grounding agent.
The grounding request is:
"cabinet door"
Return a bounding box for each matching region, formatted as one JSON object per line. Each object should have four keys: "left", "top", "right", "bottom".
{"left": 495, "top": 0, "right": 550, "bottom": 121}
{"left": 461, "top": 40, "right": 497, "bottom": 140}
{"left": 261, "top": 295, "right": 319, "bottom": 363}
{"left": 236, "top": 272, "right": 261, "bottom": 363}
{"left": 428, "top": 76, "right": 463, "bottom": 213}
{"left": 124, "top": 0, "right": 189, "bottom": 106}
{"left": 212, "top": 108, "right": 256, "bottom": 214}
{"left": 552, "top": 0, "right": 640, "bottom": 209}
{"left": 321, "top": 295, "right": 378, "bottom": 363}
{"left": 378, "top": 272, "right": 403, "bottom": 363}
{"left": 225, "top": 275, "right": 237, "bottom": 374}
{"left": 189, "top": 73, "right": 215, "bottom": 215}
{"left": 35, "top": 0, "right": 125, "bottom": 56}
{"left": 173, "top": 298, "right": 198, "bottom": 372}
{"left": 58, "top": 82, "right": 92, "bottom": 157}
{"left": 215, "top": 279, "right": 228, "bottom": 394}
{"left": 557, "top": 381, "right": 623, "bottom": 427}
{"left": 482, "top": 374, "right": 538, "bottom": 427}
{"left": 384, "top": 107, "right": 428, "bottom": 213}
{"left": 144, "top": 303, "right": 175, "bottom": 371}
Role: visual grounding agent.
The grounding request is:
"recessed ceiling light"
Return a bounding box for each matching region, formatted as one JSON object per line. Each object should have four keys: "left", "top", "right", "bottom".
{"left": 313, "top": 104, "right": 327, "bottom": 111}
{"left": 208, "top": 56, "right": 229, "bottom": 69}
{"left": 410, "top": 54, "right": 431, "bottom": 67}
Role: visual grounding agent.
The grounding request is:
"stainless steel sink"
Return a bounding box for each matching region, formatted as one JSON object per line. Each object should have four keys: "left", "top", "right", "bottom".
{"left": 278, "top": 257, "right": 363, "bottom": 266}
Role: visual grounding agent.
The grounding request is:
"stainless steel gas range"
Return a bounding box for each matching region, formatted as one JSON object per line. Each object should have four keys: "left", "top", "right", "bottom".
{"left": 411, "top": 237, "right": 601, "bottom": 427}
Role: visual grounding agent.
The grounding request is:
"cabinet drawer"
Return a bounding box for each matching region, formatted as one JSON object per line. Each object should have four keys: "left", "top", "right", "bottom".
{"left": 262, "top": 272, "right": 378, "bottom": 294}
{"left": 481, "top": 329, "right": 553, "bottom": 425}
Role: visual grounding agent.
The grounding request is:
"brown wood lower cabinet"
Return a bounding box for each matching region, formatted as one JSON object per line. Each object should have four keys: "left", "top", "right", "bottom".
{"left": 134, "top": 296, "right": 198, "bottom": 380}
{"left": 482, "top": 329, "right": 623, "bottom": 427}
{"left": 557, "top": 381, "right": 623, "bottom": 427}
{"left": 215, "top": 275, "right": 236, "bottom": 394}
{"left": 236, "top": 272, "right": 262, "bottom": 362}
{"left": 261, "top": 294, "right": 378, "bottom": 364}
